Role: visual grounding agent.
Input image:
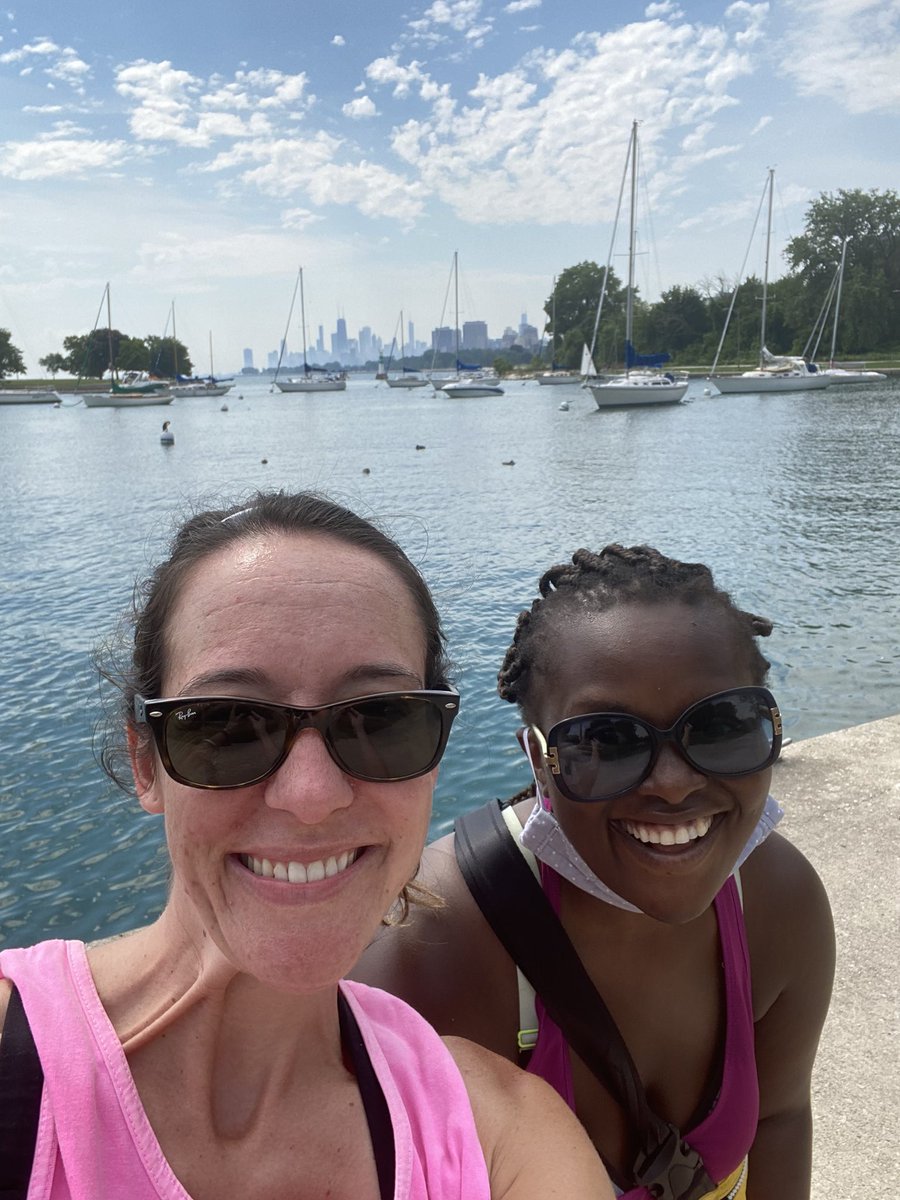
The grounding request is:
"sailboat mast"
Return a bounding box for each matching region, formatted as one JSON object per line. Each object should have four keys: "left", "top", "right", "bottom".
{"left": 105, "top": 283, "right": 114, "bottom": 382}
{"left": 209, "top": 330, "right": 214, "bottom": 378}
{"left": 400, "top": 309, "right": 405, "bottom": 363}
{"left": 625, "top": 121, "right": 638, "bottom": 375}
{"left": 171, "top": 301, "right": 178, "bottom": 378}
{"left": 759, "top": 167, "right": 774, "bottom": 364}
{"left": 454, "top": 250, "right": 459, "bottom": 366}
{"left": 299, "top": 267, "right": 308, "bottom": 372}
{"left": 829, "top": 236, "right": 849, "bottom": 367}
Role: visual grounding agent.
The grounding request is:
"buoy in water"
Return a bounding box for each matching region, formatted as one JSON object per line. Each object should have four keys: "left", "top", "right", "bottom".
{"left": 160, "top": 420, "right": 174, "bottom": 445}
{"left": 703, "top": 387, "right": 711, "bottom": 396}
{"left": 221, "top": 403, "right": 229, "bottom": 412}
{"left": 558, "top": 400, "right": 570, "bottom": 411}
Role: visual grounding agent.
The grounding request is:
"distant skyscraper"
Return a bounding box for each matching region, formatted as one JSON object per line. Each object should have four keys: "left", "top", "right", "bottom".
{"left": 316, "top": 325, "right": 325, "bottom": 354}
{"left": 243, "top": 348, "right": 254, "bottom": 369}
{"left": 407, "top": 319, "right": 415, "bottom": 354}
{"left": 462, "top": 321, "right": 488, "bottom": 350}
{"left": 431, "top": 326, "right": 456, "bottom": 354}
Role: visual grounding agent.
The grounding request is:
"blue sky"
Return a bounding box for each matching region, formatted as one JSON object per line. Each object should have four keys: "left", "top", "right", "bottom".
{"left": 0, "top": 0, "right": 897, "bottom": 373}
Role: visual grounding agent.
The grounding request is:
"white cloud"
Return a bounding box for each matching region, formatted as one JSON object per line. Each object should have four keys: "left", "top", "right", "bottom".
{"left": 0, "top": 38, "right": 90, "bottom": 93}
{"left": 781, "top": 0, "right": 900, "bottom": 114}
{"left": 504, "top": 0, "right": 540, "bottom": 11}
{"left": 750, "top": 114, "right": 772, "bottom": 134}
{"left": 725, "top": 1, "right": 768, "bottom": 45}
{"left": 342, "top": 94, "right": 378, "bottom": 118}
{"left": 332, "top": 35, "right": 345, "bottom": 46}
{"left": 382, "top": 15, "right": 758, "bottom": 227}
{"left": 281, "top": 207, "right": 323, "bottom": 229}
{"left": 0, "top": 134, "right": 131, "bottom": 180}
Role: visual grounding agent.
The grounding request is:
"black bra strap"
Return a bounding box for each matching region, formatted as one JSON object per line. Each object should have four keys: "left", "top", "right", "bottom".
{"left": 0, "top": 985, "right": 44, "bottom": 1200}
{"left": 338, "top": 992, "right": 395, "bottom": 1200}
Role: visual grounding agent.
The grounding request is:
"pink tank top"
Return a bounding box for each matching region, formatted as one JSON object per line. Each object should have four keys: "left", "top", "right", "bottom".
{"left": 0, "top": 940, "right": 490, "bottom": 1200}
{"left": 527, "top": 871, "right": 758, "bottom": 1199}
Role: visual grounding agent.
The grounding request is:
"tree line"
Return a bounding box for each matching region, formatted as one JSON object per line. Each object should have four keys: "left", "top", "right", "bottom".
{"left": 546, "top": 187, "right": 900, "bottom": 369}
{"left": 1, "top": 188, "right": 896, "bottom": 380}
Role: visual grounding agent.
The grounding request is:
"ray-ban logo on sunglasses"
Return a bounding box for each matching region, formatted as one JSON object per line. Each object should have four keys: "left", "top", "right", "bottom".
{"left": 176, "top": 708, "right": 198, "bottom": 721}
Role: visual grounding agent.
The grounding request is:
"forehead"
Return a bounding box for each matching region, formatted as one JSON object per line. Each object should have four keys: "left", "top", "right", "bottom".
{"left": 163, "top": 531, "right": 427, "bottom": 688}
{"left": 535, "top": 600, "right": 755, "bottom": 715}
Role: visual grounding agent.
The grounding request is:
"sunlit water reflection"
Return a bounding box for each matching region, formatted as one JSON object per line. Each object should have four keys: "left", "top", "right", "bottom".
{"left": 2, "top": 375, "right": 898, "bottom": 944}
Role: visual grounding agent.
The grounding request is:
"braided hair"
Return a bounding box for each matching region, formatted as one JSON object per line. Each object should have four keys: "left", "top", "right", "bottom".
{"left": 498, "top": 544, "right": 772, "bottom": 720}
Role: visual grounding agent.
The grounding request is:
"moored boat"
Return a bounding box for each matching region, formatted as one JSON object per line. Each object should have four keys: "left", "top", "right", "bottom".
{"left": 588, "top": 123, "right": 688, "bottom": 410}
{"left": 0, "top": 389, "right": 58, "bottom": 404}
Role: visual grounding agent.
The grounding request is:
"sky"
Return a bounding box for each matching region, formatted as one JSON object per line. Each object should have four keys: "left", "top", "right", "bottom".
{"left": 0, "top": 0, "right": 897, "bottom": 374}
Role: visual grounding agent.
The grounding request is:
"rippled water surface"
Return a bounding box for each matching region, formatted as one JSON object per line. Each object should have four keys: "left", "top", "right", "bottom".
{"left": 2, "top": 375, "right": 898, "bottom": 945}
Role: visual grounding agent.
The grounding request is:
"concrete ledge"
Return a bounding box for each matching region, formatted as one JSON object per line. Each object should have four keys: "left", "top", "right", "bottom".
{"left": 773, "top": 715, "right": 900, "bottom": 1199}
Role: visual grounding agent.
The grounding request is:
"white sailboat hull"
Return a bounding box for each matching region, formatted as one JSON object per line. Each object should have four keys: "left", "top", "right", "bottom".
{"left": 442, "top": 382, "right": 504, "bottom": 398}
{"left": 0, "top": 390, "right": 58, "bottom": 404}
{"left": 537, "top": 372, "right": 581, "bottom": 386}
{"left": 710, "top": 372, "right": 829, "bottom": 394}
{"left": 386, "top": 377, "right": 429, "bottom": 388}
{"left": 275, "top": 378, "right": 347, "bottom": 393}
{"left": 170, "top": 383, "right": 234, "bottom": 398}
{"left": 821, "top": 369, "right": 887, "bottom": 385}
{"left": 81, "top": 391, "right": 174, "bottom": 407}
{"left": 588, "top": 375, "right": 688, "bottom": 408}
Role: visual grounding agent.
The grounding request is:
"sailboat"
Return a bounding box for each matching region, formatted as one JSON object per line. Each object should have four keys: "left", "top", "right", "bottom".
{"left": 709, "top": 170, "right": 829, "bottom": 394}
{"left": 587, "top": 123, "right": 688, "bottom": 409}
{"left": 171, "top": 330, "right": 235, "bottom": 397}
{"left": 80, "top": 284, "right": 173, "bottom": 408}
{"left": 385, "top": 311, "right": 428, "bottom": 388}
{"left": 440, "top": 252, "right": 504, "bottom": 398}
{"left": 537, "top": 279, "right": 580, "bottom": 385}
{"left": 274, "top": 268, "right": 347, "bottom": 393}
{"left": 816, "top": 239, "right": 887, "bottom": 385}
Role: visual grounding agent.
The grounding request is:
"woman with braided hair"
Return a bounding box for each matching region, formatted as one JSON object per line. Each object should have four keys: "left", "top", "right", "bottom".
{"left": 356, "top": 544, "right": 834, "bottom": 1200}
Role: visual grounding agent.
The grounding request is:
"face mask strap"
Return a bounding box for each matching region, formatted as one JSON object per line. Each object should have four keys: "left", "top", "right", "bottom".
{"left": 519, "top": 726, "right": 552, "bottom": 810}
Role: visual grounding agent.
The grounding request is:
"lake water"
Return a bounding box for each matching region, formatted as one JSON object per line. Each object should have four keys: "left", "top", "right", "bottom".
{"left": 1, "top": 374, "right": 898, "bottom": 946}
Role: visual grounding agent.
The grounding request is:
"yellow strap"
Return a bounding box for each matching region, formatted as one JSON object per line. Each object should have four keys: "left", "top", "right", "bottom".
{"left": 696, "top": 1158, "right": 747, "bottom": 1200}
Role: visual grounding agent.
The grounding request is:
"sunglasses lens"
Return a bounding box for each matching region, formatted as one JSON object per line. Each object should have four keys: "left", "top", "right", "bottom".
{"left": 683, "top": 691, "right": 775, "bottom": 775}
{"left": 328, "top": 695, "right": 446, "bottom": 781}
{"left": 554, "top": 715, "right": 654, "bottom": 801}
{"left": 164, "top": 700, "right": 288, "bottom": 787}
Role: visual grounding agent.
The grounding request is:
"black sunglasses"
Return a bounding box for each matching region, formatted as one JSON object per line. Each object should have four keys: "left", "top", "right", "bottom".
{"left": 134, "top": 690, "right": 460, "bottom": 790}
{"left": 533, "top": 686, "right": 782, "bottom": 803}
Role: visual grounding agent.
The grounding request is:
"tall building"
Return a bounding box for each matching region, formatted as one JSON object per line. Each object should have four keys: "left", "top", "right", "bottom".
{"left": 462, "top": 321, "right": 488, "bottom": 350}
{"left": 431, "top": 326, "right": 457, "bottom": 354}
{"left": 316, "top": 325, "right": 325, "bottom": 354}
{"left": 331, "top": 317, "right": 349, "bottom": 361}
{"left": 243, "top": 348, "right": 254, "bottom": 370}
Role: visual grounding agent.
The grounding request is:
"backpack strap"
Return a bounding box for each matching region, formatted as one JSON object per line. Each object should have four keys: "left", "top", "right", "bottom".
{"left": 455, "top": 800, "right": 716, "bottom": 1200}
{"left": 0, "top": 985, "right": 44, "bottom": 1200}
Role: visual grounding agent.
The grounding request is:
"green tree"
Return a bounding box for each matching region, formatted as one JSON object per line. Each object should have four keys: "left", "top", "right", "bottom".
{"left": 38, "top": 352, "right": 68, "bottom": 378}
{"left": 0, "top": 329, "right": 27, "bottom": 378}
{"left": 544, "top": 262, "right": 625, "bottom": 369}
{"left": 62, "top": 329, "right": 121, "bottom": 378}
{"left": 785, "top": 188, "right": 900, "bottom": 354}
{"left": 491, "top": 355, "right": 513, "bottom": 377}
{"left": 143, "top": 335, "right": 192, "bottom": 378}
{"left": 638, "top": 286, "right": 711, "bottom": 364}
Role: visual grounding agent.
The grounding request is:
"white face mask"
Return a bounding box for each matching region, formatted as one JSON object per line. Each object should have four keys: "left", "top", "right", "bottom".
{"left": 518, "top": 728, "right": 783, "bottom": 914}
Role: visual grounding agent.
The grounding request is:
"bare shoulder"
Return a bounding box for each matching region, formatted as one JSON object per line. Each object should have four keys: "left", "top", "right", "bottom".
{"left": 445, "top": 1037, "right": 614, "bottom": 1200}
{"left": 351, "top": 831, "right": 520, "bottom": 1056}
{"left": 741, "top": 831, "right": 835, "bottom": 1015}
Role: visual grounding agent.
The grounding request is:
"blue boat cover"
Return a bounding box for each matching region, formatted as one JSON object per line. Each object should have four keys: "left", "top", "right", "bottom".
{"left": 625, "top": 340, "right": 671, "bottom": 368}
{"left": 456, "top": 358, "right": 480, "bottom": 371}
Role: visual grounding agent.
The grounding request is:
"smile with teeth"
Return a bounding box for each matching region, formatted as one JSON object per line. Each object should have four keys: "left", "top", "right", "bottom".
{"left": 239, "top": 848, "right": 360, "bottom": 883}
{"left": 622, "top": 816, "right": 713, "bottom": 847}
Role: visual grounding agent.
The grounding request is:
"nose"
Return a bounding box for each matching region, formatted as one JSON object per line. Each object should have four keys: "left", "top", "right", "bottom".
{"left": 263, "top": 728, "right": 355, "bottom": 824}
{"left": 635, "top": 739, "right": 706, "bottom": 806}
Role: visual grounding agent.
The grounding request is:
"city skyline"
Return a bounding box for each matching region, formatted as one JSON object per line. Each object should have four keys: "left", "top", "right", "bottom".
{"left": 0, "top": 0, "right": 896, "bottom": 374}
